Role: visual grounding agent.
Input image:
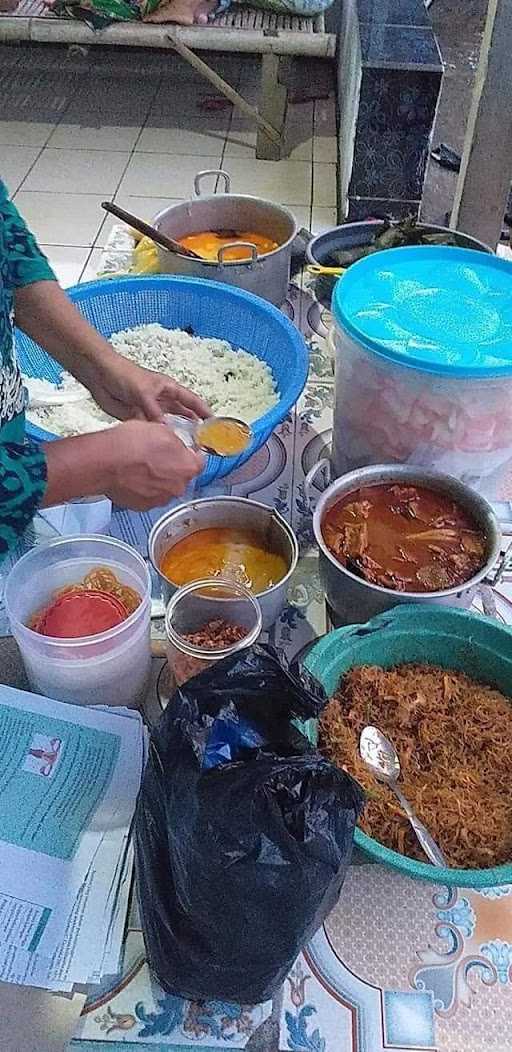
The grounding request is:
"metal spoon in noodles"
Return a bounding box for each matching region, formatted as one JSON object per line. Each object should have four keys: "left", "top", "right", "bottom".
{"left": 359, "top": 725, "right": 447, "bottom": 867}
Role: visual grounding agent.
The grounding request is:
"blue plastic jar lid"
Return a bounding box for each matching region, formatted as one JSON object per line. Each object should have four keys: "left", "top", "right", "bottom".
{"left": 333, "top": 246, "right": 512, "bottom": 378}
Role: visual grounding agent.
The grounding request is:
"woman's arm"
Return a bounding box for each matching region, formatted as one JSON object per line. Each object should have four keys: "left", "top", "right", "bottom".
{"left": 14, "top": 281, "right": 210, "bottom": 422}
{"left": 14, "top": 280, "right": 119, "bottom": 388}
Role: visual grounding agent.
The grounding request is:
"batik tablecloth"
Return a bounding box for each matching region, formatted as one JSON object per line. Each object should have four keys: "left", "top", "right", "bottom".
{"left": 4, "top": 230, "right": 512, "bottom": 1052}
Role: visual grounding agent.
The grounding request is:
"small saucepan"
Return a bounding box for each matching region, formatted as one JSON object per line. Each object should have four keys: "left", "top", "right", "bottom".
{"left": 148, "top": 495, "right": 299, "bottom": 630}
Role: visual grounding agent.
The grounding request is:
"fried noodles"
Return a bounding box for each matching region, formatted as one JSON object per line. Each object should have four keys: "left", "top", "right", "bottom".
{"left": 319, "top": 663, "right": 512, "bottom": 869}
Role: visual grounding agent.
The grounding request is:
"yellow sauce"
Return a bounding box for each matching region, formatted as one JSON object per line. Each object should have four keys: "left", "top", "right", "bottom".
{"left": 178, "top": 230, "right": 279, "bottom": 262}
{"left": 196, "top": 418, "right": 251, "bottom": 456}
{"left": 160, "top": 527, "right": 288, "bottom": 593}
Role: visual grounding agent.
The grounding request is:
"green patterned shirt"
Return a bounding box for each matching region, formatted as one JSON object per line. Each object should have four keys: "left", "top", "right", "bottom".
{"left": 0, "top": 178, "right": 55, "bottom": 562}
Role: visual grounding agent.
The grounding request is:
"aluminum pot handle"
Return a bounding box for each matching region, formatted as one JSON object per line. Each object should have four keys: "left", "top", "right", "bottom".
{"left": 304, "top": 457, "right": 331, "bottom": 508}
{"left": 217, "top": 242, "right": 258, "bottom": 266}
{"left": 484, "top": 539, "right": 512, "bottom": 587}
{"left": 194, "top": 169, "right": 231, "bottom": 196}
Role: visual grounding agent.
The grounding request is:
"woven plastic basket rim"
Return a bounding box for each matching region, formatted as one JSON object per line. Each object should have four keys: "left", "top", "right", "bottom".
{"left": 304, "top": 605, "right": 512, "bottom": 888}
{"left": 20, "top": 275, "right": 310, "bottom": 480}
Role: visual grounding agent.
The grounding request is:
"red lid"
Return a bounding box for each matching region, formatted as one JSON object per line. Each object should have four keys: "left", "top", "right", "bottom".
{"left": 36, "top": 590, "right": 128, "bottom": 638}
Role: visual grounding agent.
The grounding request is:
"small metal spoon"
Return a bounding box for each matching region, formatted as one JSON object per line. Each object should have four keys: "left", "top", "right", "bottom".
{"left": 163, "top": 414, "right": 253, "bottom": 457}
{"left": 359, "top": 725, "right": 447, "bottom": 867}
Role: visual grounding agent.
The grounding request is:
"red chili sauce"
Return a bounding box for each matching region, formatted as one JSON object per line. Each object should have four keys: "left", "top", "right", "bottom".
{"left": 321, "top": 482, "right": 486, "bottom": 593}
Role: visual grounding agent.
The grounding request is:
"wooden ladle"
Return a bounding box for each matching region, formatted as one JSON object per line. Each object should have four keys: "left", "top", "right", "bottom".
{"left": 101, "top": 201, "right": 202, "bottom": 260}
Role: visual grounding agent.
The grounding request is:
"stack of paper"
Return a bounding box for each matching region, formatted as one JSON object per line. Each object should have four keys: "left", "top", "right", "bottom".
{"left": 0, "top": 686, "right": 147, "bottom": 992}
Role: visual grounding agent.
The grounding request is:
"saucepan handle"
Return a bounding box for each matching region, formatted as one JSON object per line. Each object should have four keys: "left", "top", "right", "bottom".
{"left": 484, "top": 539, "right": 512, "bottom": 587}
{"left": 194, "top": 169, "right": 231, "bottom": 196}
{"left": 217, "top": 242, "right": 258, "bottom": 266}
{"left": 304, "top": 457, "right": 331, "bottom": 508}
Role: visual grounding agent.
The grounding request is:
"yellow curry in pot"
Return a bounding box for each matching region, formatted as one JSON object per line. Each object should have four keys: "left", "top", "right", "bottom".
{"left": 178, "top": 230, "right": 279, "bottom": 262}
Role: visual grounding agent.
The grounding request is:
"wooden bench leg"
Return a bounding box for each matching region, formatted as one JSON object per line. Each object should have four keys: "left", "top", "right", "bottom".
{"left": 257, "top": 53, "right": 288, "bottom": 161}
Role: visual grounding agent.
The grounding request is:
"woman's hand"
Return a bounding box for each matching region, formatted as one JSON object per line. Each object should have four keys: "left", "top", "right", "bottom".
{"left": 43, "top": 420, "right": 204, "bottom": 511}
{"left": 105, "top": 420, "right": 204, "bottom": 508}
{"left": 88, "top": 356, "right": 211, "bottom": 424}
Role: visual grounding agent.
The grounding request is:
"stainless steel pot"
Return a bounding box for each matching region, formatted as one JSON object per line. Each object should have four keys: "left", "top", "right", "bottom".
{"left": 153, "top": 170, "right": 297, "bottom": 306}
{"left": 148, "top": 495, "right": 299, "bottom": 630}
{"left": 307, "top": 463, "right": 502, "bottom": 626}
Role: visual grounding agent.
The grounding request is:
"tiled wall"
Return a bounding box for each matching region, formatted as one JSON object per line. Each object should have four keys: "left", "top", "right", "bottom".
{"left": 337, "top": 0, "right": 443, "bottom": 221}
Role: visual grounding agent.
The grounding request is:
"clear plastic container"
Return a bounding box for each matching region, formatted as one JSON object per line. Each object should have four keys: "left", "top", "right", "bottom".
{"left": 165, "top": 578, "right": 262, "bottom": 687}
{"left": 332, "top": 326, "right": 512, "bottom": 494}
{"left": 4, "top": 535, "right": 151, "bottom": 707}
{"left": 332, "top": 247, "right": 512, "bottom": 498}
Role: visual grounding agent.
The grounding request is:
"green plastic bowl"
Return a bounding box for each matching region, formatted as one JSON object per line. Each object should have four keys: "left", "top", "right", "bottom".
{"left": 304, "top": 604, "right": 512, "bottom": 888}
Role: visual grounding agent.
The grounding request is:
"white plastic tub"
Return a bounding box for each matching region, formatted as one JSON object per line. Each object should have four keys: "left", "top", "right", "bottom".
{"left": 332, "top": 247, "right": 512, "bottom": 498}
{"left": 4, "top": 536, "right": 151, "bottom": 707}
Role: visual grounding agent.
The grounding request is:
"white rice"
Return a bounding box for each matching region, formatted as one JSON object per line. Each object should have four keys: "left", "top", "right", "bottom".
{"left": 25, "top": 324, "right": 279, "bottom": 438}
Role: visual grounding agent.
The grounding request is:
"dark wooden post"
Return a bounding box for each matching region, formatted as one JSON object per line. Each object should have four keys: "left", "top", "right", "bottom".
{"left": 451, "top": 0, "right": 512, "bottom": 249}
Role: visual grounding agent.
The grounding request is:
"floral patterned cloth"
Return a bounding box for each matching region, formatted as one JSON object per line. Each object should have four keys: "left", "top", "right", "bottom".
{"left": 0, "top": 178, "right": 54, "bottom": 562}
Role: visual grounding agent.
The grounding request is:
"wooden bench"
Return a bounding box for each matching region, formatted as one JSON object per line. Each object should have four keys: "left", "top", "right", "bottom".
{"left": 0, "top": 1, "right": 336, "bottom": 158}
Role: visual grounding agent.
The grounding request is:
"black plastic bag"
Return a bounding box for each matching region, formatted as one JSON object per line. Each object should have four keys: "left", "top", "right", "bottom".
{"left": 134, "top": 644, "right": 364, "bottom": 1004}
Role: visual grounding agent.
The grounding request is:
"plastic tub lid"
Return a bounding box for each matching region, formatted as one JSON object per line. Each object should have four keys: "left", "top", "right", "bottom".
{"left": 333, "top": 246, "right": 512, "bottom": 378}
{"left": 35, "top": 590, "right": 128, "bottom": 638}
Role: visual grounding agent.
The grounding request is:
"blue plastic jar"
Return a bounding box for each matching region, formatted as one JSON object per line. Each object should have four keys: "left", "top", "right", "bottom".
{"left": 331, "top": 246, "right": 512, "bottom": 497}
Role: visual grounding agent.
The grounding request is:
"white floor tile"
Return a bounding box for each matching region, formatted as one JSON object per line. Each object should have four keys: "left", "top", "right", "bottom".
{"left": 79, "top": 248, "right": 104, "bottom": 283}
{"left": 146, "top": 104, "right": 231, "bottom": 139}
{"left": 313, "top": 136, "right": 338, "bottom": 163}
{"left": 118, "top": 154, "right": 222, "bottom": 199}
{"left": 64, "top": 76, "right": 158, "bottom": 122}
{"left": 238, "top": 67, "right": 261, "bottom": 88}
{"left": 95, "top": 194, "right": 184, "bottom": 247}
{"left": 285, "top": 102, "right": 314, "bottom": 160}
{"left": 289, "top": 206, "right": 312, "bottom": 231}
{"left": 14, "top": 191, "right": 106, "bottom": 247}
{"left": 225, "top": 125, "right": 312, "bottom": 163}
{"left": 147, "top": 86, "right": 221, "bottom": 123}
{"left": 2, "top": 145, "right": 41, "bottom": 194}
{"left": 47, "top": 123, "right": 142, "bottom": 152}
{"left": 22, "top": 148, "right": 130, "bottom": 196}
{"left": 1, "top": 71, "right": 78, "bottom": 125}
{"left": 311, "top": 206, "right": 338, "bottom": 234}
{"left": 0, "top": 121, "right": 55, "bottom": 147}
{"left": 40, "top": 245, "right": 91, "bottom": 288}
{"left": 225, "top": 101, "right": 313, "bottom": 161}
{"left": 314, "top": 97, "right": 336, "bottom": 137}
{"left": 80, "top": 247, "right": 131, "bottom": 282}
{"left": 217, "top": 157, "right": 312, "bottom": 206}
{"left": 312, "top": 163, "right": 337, "bottom": 207}
{"left": 136, "top": 121, "right": 227, "bottom": 157}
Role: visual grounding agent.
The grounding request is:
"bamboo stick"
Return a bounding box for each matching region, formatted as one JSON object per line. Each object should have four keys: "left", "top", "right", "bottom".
{"left": 166, "top": 30, "right": 281, "bottom": 146}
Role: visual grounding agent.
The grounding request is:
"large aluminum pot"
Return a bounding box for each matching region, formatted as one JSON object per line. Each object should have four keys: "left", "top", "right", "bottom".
{"left": 148, "top": 496, "right": 299, "bottom": 630}
{"left": 153, "top": 170, "right": 297, "bottom": 306}
{"left": 308, "top": 463, "right": 501, "bottom": 626}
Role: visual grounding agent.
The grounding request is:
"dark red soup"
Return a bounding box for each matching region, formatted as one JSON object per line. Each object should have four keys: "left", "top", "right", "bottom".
{"left": 321, "top": 482, "right": 486, "bottom": 593}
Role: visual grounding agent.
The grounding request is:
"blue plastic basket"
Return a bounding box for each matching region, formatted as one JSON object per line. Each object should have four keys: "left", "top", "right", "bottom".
{"left": 17, "top": 275, "right": 309, "bottom": 486}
